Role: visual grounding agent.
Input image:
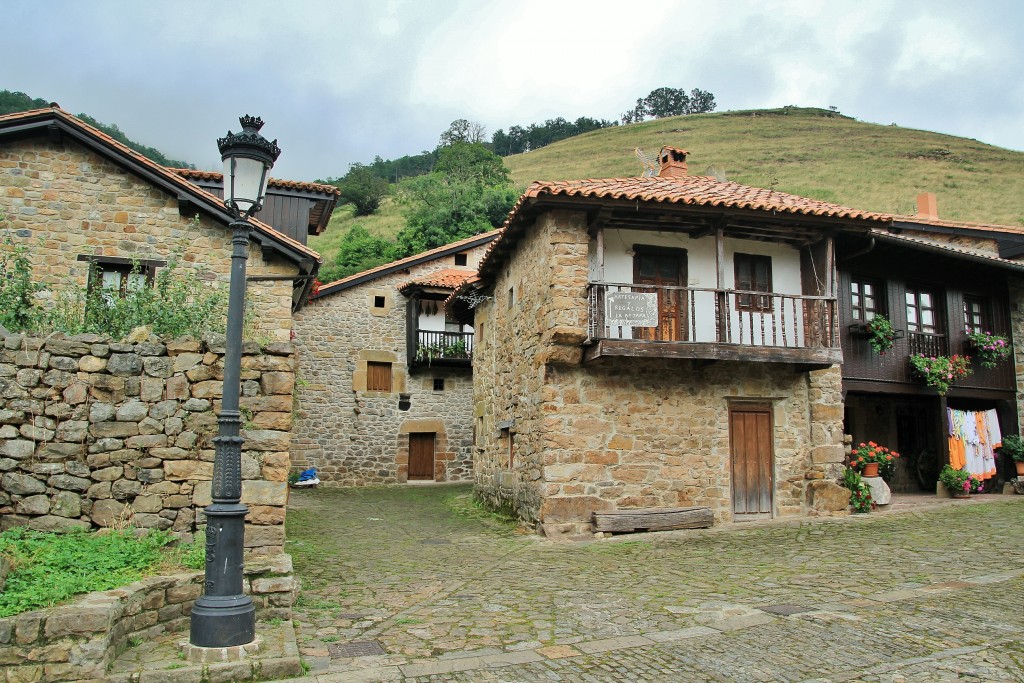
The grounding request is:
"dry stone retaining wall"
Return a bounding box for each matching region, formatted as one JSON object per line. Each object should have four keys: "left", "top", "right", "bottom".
{"left": 0, "top": 554, "right": 295, "bottom": 682}
{"left": 0, "top": 331, "right": 294, "bottom": 553}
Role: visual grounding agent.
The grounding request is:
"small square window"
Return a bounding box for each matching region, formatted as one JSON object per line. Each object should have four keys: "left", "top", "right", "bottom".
{"left": 433, "top": 378, "right": 445, "bottom": 391}
{"left": 374, "top": 295, "right": 386, "bottom": 308}
{"left": 454, "top": 253, "right": 468, "bottom": 266}
{"left": 366, "top": 361, "right": 392, "bottom": 392}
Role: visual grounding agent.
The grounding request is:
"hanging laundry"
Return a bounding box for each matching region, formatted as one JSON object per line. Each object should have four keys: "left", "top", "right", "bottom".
{"left": 946, "top": 408, "right": 1000, "bottom": 480}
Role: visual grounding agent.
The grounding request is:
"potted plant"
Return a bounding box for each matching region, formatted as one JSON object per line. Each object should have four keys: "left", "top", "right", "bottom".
{"left": 938, "top": 464, "right": 977, "bottom": 498}
{"left": 849, "top": 441, "right": 900, "bottom": 478}
{"left": 965, "top": 330, "right": 1012, "bottom": 368}
{"left": 909, "top": 354, "right": 972, "bottom": 395}
{"left": 842, "top": 467, "right": 872, "bottom": 513}
{"left": 850, "top": 315, "right": 900, "bottom": 355}
{"left": 997, "top": 434, "right": 1024, "bottom": 477}
{"left": 866, "top": 315, "right": 898, "bottom": 355}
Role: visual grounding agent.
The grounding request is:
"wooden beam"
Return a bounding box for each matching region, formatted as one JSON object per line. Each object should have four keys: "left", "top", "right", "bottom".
{"left": 593, "top": 506, "right": 714, "bottom": 533}
{"left": 584, "top": 339, "right": 842, "bottom": 367}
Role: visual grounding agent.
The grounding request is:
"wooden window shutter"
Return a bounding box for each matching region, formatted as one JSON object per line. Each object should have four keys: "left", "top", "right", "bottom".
{"left": 366, "top": 361, "right": 392, "bottom": 392}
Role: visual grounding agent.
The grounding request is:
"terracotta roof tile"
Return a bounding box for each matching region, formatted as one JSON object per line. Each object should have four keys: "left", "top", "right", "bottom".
{"left": 170, "top": 168, "right": 341, "bottom": 196}
{"left": 893, "top": 215, "right": 1024, "bottom": 235}
{"left": 398, "top": 268, "right": 476, "bottom": 294}
{"left": 519, "top": 176, "right": 893, "bottom": 221}
{"left": 0, "top": 107, "right": 321, "bottom": 264}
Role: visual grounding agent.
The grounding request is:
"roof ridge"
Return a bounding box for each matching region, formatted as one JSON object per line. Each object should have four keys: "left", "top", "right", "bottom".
{"left": 0, "top": 107, "right": 320, "bottom": 262}
{"left": 316, "top": 229, "right": 502, "bottom": 295}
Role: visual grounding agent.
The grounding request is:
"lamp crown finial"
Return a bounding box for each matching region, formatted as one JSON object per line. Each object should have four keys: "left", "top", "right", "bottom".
{"left": 239, "top": 115, "right": 264, "bottom": 132}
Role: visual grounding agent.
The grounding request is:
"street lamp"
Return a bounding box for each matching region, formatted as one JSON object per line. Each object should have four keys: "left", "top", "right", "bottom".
{"left": 190, "top": 116, "right": 280, "bottom": 648}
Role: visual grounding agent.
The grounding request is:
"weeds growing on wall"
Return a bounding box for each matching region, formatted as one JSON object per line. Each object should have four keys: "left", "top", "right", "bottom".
{"left": 0, "top": 216, "right": 228, "bottom": 339}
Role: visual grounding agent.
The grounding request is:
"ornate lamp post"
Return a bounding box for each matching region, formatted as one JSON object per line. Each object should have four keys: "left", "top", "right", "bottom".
{"left": 190, "top": 116, "right": 280, "bottom": 648}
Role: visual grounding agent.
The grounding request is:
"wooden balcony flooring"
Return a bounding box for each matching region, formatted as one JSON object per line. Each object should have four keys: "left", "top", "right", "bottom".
{"left": 584, "top": 338, "right": 842, "bottom": 369}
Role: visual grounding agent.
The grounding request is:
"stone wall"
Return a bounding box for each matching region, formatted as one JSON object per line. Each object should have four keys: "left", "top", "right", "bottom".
{"left": 0, "top": 555, "right": 296, "bottom": 682}
{"left": 473, "top": 209, "right": 845, "bottom": 536}
{"left": 291, "top": 245, "right": 489, "bottom": 485}
{"left": 1009, "top": 275, "right": 1024, "bottom": 436}
{"left": 1, "top": 137, "right": 297, "bottom": 341}
{"left": 473, "top": 210, "right": 591, "bottom": 527}
{"left": 0, "top": 331, "right": 294, "bottom": 553}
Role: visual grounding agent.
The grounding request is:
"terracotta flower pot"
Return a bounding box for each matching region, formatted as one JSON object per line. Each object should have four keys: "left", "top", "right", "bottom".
{"left": 861, "top": 462, "right": 880, "bottom": 478}
{"left": 1015, "top": 461, "right": 1024, "bottom": 477}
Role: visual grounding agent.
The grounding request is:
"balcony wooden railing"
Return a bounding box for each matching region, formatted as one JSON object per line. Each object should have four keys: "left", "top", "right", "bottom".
{"left": 412, "top": 330, "right": 473, "bottom": 367}
{"left": 908, "top": 331, "right": 948, "bottom": 358}
{"left": 586, "top": 282, "right": 840, "bottom": 364}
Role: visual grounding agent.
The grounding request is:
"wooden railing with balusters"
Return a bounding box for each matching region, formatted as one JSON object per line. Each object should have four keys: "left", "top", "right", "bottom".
{"left": 587, "top": 282, "right": 839, "bottom": 350}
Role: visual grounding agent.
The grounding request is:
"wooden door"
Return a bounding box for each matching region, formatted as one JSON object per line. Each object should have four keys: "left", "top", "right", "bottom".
{"left": 408, "top": 433, "right": 435, "bottom": 481}
{"left": 730, "top": 406, "right": 773, "bottom": 518}
{"left": 633, "top": 248, "right": 687, "bottom": 341}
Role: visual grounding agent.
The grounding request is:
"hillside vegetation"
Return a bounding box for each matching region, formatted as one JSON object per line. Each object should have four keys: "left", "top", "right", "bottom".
{"left": 311, "top": 106, "right": 1024, "bottom": 269}
{"left": 503, "top": 107, "right": 1024, "bottom": 226}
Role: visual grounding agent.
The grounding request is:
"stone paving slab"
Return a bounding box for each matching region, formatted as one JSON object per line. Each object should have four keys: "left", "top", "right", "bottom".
{"left": 268, "top": 485, "right": 1024, "bottom": 682}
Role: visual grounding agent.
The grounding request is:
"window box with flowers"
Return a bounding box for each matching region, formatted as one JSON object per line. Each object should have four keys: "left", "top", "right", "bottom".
{"left": 965, "top": 331, "right": 1012, "bottom": 369}
{"left": 849, "top": 441, "right": 900, "bottom": 478}
{"left": 849, "top": 314, "right": 903, "bottom": 355}
{"left": 909, "top": 354, "right": 972, "bottom": 395}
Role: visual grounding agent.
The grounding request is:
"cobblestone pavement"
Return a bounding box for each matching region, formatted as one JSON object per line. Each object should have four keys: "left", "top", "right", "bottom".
{"left": 277, "top": 485, "right": 1024, "bottom": 682}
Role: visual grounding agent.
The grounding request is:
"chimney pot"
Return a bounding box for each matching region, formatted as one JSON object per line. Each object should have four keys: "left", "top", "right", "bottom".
{"left": 658, "top": 146, "right": 689, "bottom": 178}
{"left": 917, "top": 192, "right": 938, "bottom": 220}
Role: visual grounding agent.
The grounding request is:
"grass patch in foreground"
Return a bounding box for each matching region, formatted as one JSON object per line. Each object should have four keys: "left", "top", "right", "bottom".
{"left": 0, "top": 527, "right": 203, "bottom": 617}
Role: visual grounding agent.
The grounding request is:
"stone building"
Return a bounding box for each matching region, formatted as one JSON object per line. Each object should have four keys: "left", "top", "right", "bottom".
{"left": 291, "top": 231, "right": 500, "bottom": 485}
{"left": 0, "top": 106, "right": 334, "bottom": 547}
{"left": 457, "top": 147, "right": 1024, "bottom": 537}
{"left": 0, "top": 106, "right": 328, "bottom": 339}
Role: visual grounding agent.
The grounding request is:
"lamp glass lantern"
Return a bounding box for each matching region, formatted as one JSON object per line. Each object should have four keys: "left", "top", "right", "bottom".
{"left": 218, "top": 115, "right": 281, "bottom": 218}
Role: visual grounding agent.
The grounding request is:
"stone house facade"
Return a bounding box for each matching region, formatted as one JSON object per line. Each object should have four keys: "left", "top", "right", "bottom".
{"left": 459, "top": 147, "right": 1024, "bottom": 537}
{"left": 291, "top": 231, "right": 499, "bottom": 485}
{"left": 0, "top": 106, "right": 323, "bottom": 340}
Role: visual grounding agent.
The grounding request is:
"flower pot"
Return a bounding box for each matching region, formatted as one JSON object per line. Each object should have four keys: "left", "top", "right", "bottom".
{"left": 1015, "top": 461, "right": 1024, "bottom": 477}
{"left": 861, "top": 462, "right": 880, "bottom": 478}
{"left": 952, "top": 493, "right": 971, "bottom": 499}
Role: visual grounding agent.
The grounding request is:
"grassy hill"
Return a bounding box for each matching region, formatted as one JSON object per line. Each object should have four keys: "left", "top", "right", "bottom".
{"left": 311, "top": 106, "right": 1024, "bottom": 266}
{"left": 503, "top": 107, "right": 1024, "bottom": 226}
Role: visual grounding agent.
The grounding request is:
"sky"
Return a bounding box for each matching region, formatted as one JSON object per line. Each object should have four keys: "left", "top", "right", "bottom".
{"left": 4, "top": 0, "right": 1023, "bottom": 182}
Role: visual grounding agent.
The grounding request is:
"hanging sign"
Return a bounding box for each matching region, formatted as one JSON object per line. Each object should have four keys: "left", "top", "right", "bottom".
{"left": 605, "top": 292, "right": 659, "bottom": 327}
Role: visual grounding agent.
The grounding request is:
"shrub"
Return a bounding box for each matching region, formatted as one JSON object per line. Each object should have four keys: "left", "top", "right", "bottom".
{"left": 0, "top": 229, "right": 45, "bottom": 332}
{"left": 0, "top": 528, "right": 174, "bottom": 617}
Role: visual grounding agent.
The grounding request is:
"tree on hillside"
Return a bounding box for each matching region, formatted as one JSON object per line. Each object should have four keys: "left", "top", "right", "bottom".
{"left": 396, "top": 142, "right": 517, "bottom": 256}
{"left": 317, "top": 225, "right": 400, "bottom": 283}
{"left": 439, "top": 119, "right": 487, "bottom": 147}
{"left": 327, "top": 164, "right": 390, "bottom": 216}
{"left": 644, "top": 87, "right": 691, "bottom": 118}
{"left": 0, "top": 90, "right": 48, "bottom": 115}
{"left": 622, "top": 87, "right": 717, "bottom": 123}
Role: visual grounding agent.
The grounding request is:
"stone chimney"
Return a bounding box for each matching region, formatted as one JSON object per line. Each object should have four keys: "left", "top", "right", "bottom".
{"left": 658, "top": 146, "right": 689, "bottom": 178}
{"left": 916, "top": 192, "right": 938, "bottom": 220}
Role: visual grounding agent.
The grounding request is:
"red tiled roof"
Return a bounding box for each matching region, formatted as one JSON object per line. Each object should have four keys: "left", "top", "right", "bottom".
{"left": 0, "top": 107, "right": 321, "bottom": 265}
{"left": 398, "top": 268, "right": 476, "bottom": 294}
{"left": 315, "top": 229, "right": 502, "bottom": 297}
{"left": 516, "top": 176, "right": 893, "bottom": 222}
{"left": 170, "top": 168, "right": 341, "bottom": 196}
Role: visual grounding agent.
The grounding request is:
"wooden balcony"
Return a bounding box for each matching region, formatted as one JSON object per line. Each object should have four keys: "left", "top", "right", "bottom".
{"left": 410, "top": 330, "right": 473, "bottom": 368}
{"left": 585, "top": 282, "right": 841, "bottom": 367}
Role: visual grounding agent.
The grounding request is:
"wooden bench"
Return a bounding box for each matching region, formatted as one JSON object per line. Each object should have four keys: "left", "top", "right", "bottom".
{"left": 592, "top": 506, "right": 713, "bottom": 534}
